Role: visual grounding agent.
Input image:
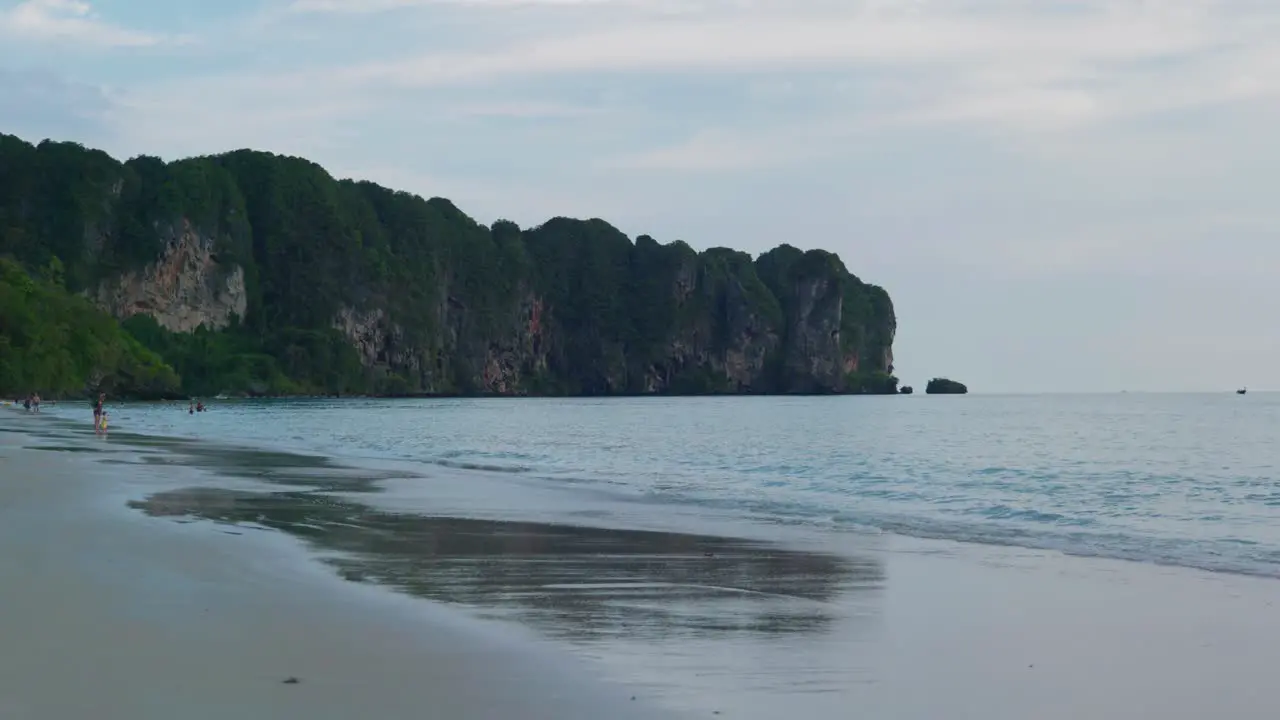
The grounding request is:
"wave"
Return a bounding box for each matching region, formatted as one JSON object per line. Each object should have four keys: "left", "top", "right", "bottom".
{"left": 608, "top": 481, "right": 1280, "bottom": 581}
{"left": 431, "top": 458, "right": 532, "bottom": 474}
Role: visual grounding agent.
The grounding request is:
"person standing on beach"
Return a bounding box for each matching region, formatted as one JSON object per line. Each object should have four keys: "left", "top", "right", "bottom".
{"left": 92, "top": 393, "right": 105, "bottom": 435}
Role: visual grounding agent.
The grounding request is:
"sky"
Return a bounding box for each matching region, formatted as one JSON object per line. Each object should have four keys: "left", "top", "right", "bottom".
{"left": 2, "top": 0, "right": 1278, "bottom": 393}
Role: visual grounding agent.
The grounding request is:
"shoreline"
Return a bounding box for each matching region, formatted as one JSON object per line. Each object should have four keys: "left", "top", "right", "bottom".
{"left": 9, "top": 386, "right": 912, "bottom": 403}
{"left": 16, "top": 399, "right": 1280, "bottom": 584}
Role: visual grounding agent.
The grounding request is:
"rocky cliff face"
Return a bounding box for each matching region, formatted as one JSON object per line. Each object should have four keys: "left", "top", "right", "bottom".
{"left": 95, "top": 220, "right": 247, "bottom": 332}
{"left": 776, "top": 275, "right": 846, "bottom": 393}
{"left": 328, "top": 234, "right": 892, "bottom": 396}
{"left": 633, "top": 254, "right": 781, "bottom": 394}
{"left": 475, "top": 292, "right": 550, "bottom": 394}
{"left": 336, "top": 289, "right": 553, "bottom": 395}
{"left": 334, "top": 306, "right": 409, "bottom": 374}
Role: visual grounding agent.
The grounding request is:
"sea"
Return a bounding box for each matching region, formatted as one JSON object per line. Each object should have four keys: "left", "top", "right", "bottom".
{"left": 37, "top": 392, "right": 1280, "bottom": 578}
{"left": 17, "top": 392, "right": 1280, "bottom": 718}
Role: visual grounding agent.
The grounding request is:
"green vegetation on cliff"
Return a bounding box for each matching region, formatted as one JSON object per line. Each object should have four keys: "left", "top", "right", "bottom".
{"left": 0, "top": 133, "right": 899, "bottom": 398}
{"left": 0, "top": 258, "right": 179, "bottom": 398}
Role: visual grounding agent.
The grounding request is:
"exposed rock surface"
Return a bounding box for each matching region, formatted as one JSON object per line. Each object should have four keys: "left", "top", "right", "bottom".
{"left": 95, "top": 220, "right": 247, "bottom": 332}
{"left": 328, "top": 238, "right": 895, "bottom": 396}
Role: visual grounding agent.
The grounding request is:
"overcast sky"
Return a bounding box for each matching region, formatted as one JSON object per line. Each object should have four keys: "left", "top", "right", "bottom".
{"left": 2, "top": 0, "right": 1277, "bottom": 393}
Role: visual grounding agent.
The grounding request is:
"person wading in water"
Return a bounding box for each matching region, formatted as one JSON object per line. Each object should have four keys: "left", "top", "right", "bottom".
{"left": 92, "top": 393, "right": 106, "bottom": 435}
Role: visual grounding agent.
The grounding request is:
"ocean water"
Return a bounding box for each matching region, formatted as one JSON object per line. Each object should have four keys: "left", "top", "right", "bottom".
{"left": 46, "top": 392, "right": 1280, "bottom": 578}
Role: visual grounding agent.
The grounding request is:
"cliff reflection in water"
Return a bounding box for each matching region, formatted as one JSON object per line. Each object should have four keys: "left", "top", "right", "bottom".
{"left": 130, "top": 440, "right": 405, "bottom": 492}
{"left": 129, "top": 485, "right": 885, "bottom": 642}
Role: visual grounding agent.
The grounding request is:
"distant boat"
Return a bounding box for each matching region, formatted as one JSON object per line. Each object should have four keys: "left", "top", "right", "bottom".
{"left": 1237, "top": 387, "right": 1247, "bottom": 395}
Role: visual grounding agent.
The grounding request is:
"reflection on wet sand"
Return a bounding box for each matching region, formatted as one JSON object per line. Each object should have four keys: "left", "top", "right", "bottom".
{"left": 50, "top": 421, "right": 889, "bottom": 660}
{"left": 14, "top": 414, "right": 408, "bottom": 493}
{"left": 128, "top": 437, "right": 414, "bottom": 492}
{"left": 130, "top": 484, "right": 885, "bottom": 642}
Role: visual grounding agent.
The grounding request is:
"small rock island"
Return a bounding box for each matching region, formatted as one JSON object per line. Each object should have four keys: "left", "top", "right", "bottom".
{"left": 925, "top": 378, "right": 968, "bottom": 395}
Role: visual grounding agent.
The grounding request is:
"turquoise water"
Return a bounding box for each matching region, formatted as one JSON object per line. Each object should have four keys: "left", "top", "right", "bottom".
{"left": 50, "top": 392, "right": 1280, "bottom": 577}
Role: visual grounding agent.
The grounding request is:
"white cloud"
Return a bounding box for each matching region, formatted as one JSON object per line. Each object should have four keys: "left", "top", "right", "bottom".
{"left": 603, "top": 117, "right": 885, "bottom": 172}
{"left": 98, "top": 0, "right": 1280, "bottom": 189}
{"left": 290, "top": 0, "right": 625, "bottom": 10}
{"left": 364, "top": 4, "right": 1206, "bottom": 75}
{"left": 286, "top": 0, "right": 733, "bottom": 14}
{"left": 0, "top": 0, "right": 164, "bottom": 47}
{"left": 445, "top": 100, "right": 604, "bottom": 118}
{"left": 106, "top": 0, "right": 1280, "bottom": 199}
{"left": 106, "top": 78, "right": 376, "bottom": 161}
{"left": 607, "top": 130, "right": 781, "bottom": 172}
{"left": 237, "top": 0, "right": 1268, "bottom": 139}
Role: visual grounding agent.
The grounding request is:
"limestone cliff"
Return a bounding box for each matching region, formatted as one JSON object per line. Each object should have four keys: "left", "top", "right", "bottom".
{"left": 327, "top": 229, "right": 894, "bottom": 396}
{"left": 0, "top": 132, "right": 898, "bottom": 397}
{"left": 95, "top": 220, "right": 248, "bottom": 332}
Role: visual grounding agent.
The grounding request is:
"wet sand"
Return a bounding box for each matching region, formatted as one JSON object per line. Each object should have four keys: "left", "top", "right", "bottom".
{"left": 0, "top": 426, "right": 679, "bottom": 720}
{"left": 6, "top": 411, "right": 1280, "bottom": 719}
